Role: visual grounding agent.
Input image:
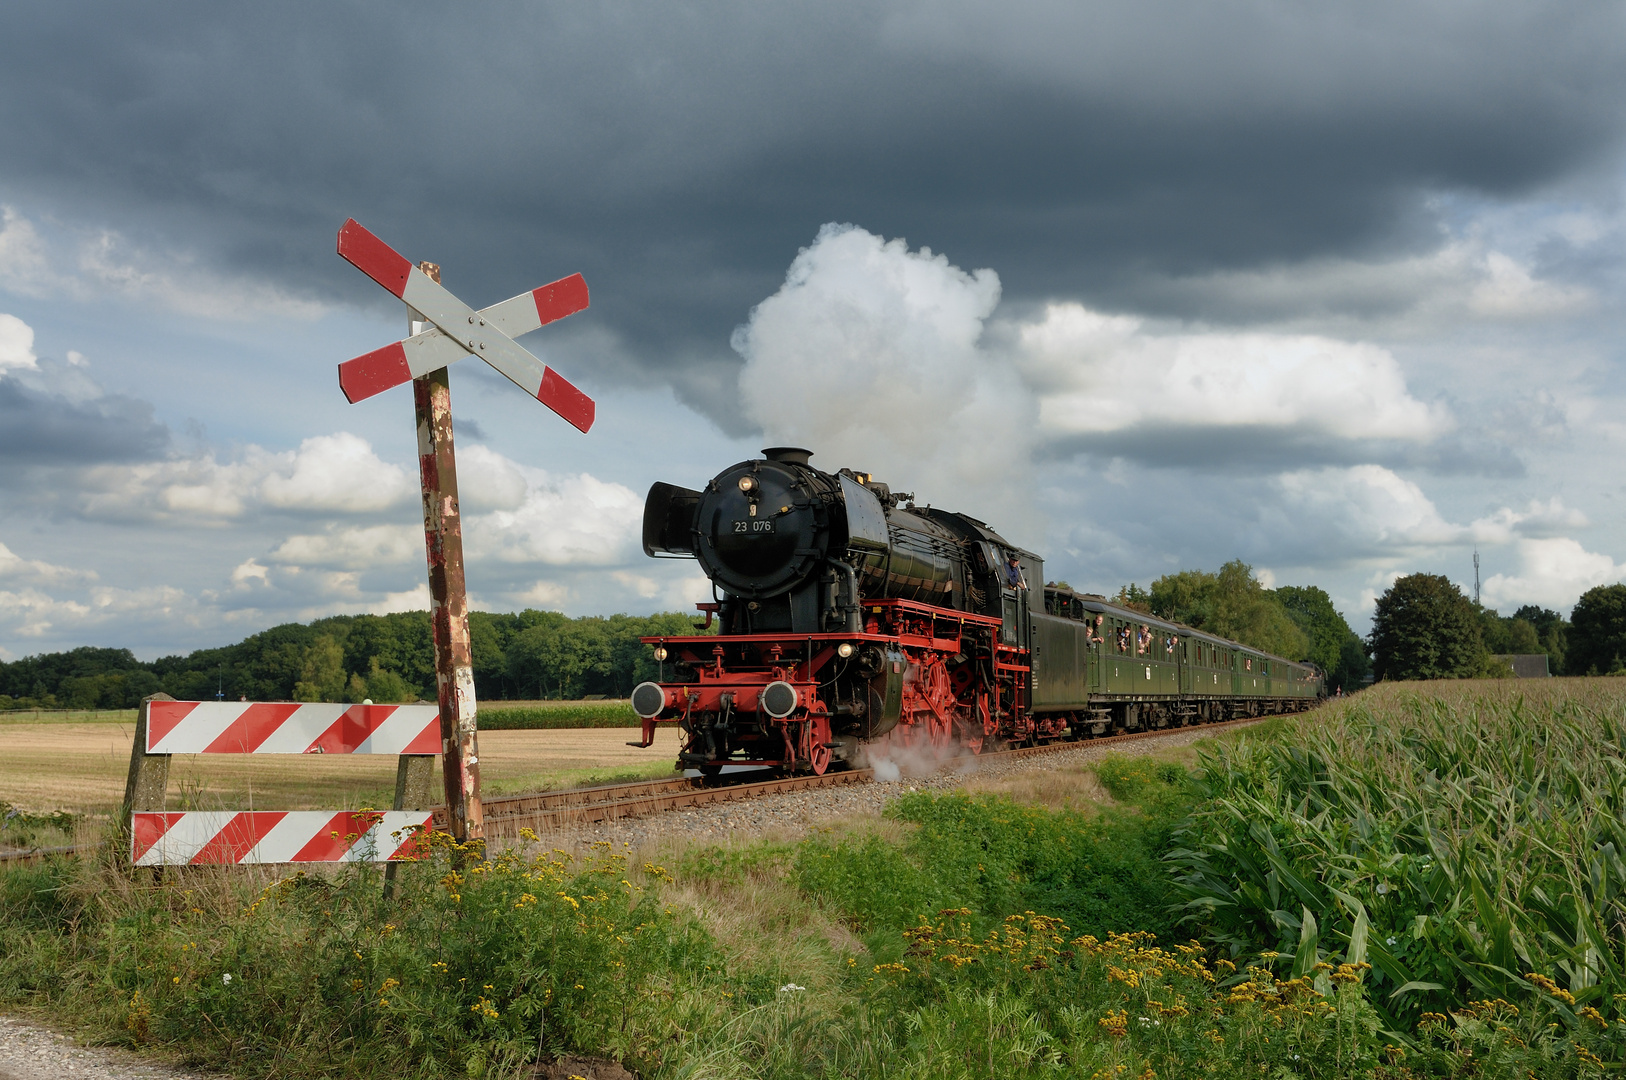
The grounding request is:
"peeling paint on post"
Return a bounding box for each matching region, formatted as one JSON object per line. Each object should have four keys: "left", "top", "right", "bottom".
{"left": 410, "top": 261, "right": 483, "bottom": 846}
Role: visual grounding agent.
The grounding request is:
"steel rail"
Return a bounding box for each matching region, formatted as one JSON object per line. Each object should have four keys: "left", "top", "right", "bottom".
{"left": 0, "top": 710, "right": 1297, "bottom": 864}
{"left": 462, "top": 711, "right": 1285, "bottom": 836}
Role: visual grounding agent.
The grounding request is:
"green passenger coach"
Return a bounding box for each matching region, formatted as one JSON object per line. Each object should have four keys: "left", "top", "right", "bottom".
{"left": 1034, "top": 585, "right": 1324, "bottom": 737}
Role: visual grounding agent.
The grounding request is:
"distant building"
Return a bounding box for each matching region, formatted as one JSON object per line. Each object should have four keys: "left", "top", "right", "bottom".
{"left": 1492, "top": 654, "right": 1551, "bottom": 678}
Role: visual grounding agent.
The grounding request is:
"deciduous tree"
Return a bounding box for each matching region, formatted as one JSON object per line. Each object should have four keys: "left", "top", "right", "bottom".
{"left": 1149, "top": 561, "right": 1307, "bottom": 660}
{"left": 1569, "top": 584, "right": 1626, "bottom": 675}
{"left": 1369, "top": 574, "right": 1482, "bottom": 680}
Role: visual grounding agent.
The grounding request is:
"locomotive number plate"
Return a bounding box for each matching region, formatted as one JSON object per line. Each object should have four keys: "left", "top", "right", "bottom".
{"left": 731, "top": 519, "right": 776, "bottom": 535}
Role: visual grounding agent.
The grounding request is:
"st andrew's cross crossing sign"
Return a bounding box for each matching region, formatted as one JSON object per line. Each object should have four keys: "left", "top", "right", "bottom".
{"left": 333, "top": 220, "right": 596, "bottom": 847}
{"left": 335, "top": 219, "right": 595, "bottom": 432}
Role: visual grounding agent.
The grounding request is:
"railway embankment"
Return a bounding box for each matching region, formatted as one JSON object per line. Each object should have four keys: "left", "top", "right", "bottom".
{"left": 6, "top": 680, "right": 1626, "bottom": 1078}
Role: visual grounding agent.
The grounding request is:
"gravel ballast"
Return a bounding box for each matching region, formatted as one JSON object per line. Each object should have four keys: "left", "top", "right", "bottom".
{"left": 529, "top": 721, "right": 1254, "bottom": 850}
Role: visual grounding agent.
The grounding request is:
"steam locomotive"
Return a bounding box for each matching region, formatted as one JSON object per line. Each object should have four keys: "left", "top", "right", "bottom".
{"left": 630, "top": 448, "right": 1323, "bottom": 777}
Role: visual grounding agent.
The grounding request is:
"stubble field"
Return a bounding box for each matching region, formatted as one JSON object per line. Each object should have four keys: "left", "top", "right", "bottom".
{"left": 0, "top": 709, "right": 679, "bottom": 826}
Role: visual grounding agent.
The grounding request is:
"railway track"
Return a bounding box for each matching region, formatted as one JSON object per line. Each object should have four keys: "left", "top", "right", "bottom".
{"left": 467, "top": 712, "right": 1274, "bottom": 837}
{"left": 0, "top": 713, "right": 1280, "bottom": 865}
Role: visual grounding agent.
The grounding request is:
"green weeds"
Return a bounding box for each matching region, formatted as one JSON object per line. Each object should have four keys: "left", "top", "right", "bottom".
{"left": 12, "top": 689, "right": 1626, "bottom": 1078}
{"left": 0, "top": 802, "right": 79, "bottom": 851}
{"left": 0, "top": 836, "right": 726, "bottom": 1078}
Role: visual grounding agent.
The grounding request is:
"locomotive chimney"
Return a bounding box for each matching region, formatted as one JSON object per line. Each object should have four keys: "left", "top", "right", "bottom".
{"left": 762, "top": 447, "right": 813, "bottom": 466}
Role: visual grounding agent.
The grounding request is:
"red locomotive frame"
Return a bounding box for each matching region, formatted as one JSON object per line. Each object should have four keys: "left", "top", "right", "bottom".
{"left": 637, "top": 598, "right": 1023, "bottom": 775}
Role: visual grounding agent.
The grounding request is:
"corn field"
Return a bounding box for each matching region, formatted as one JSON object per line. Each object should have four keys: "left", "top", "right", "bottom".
{"left": 1170, "top": 678, "right": 1626, "bottom": 1028}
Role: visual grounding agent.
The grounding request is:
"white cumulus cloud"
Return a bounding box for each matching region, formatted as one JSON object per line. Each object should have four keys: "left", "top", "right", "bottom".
{"left": 1275, "top": 467, "right": 1597, "bottom": 559}
{"left": 0, "top": 312, "right": 39, "bottom": 372}
{"left": 0, "top": 541, "right": 94, "bottom": 586}
{"left": 1276, "top": 465, "right": 1458, "bottom": 550}
{"left": 471, "top": 471, "right": 644, "bottom": 567}
{"left": 1, "top": 204, "right": 327, "bottom": 322}
{"left": 80, "top": 432, "right": 415, "bottom": 521}
{"left": 1481, "top": 539, "right": 1626, "bottom": 613}
{"left": 1018, "top": 304, "right": 1450, "bottom": 442}
{"left": 266, "top": 524, "right": 422, "bottom": 571}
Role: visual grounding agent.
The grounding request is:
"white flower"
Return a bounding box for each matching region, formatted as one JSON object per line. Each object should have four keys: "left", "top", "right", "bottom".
{"left": 1386, "top": 937, "right": 1398, "bottom": 946}
{"left": 777, "top": 983, "right": 805, "bottom": 993}
{"left": 1377, "top": 882, "right": 1389, "bottom": 895}
{"left": 222, "top": 973, "right": 233, "bottom": 985}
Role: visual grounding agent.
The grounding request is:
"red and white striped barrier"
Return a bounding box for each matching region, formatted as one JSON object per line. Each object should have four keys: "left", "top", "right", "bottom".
{"left": 146, "top": 701, "right": 441, "bottom": 756}
{"left": 131, "top": 810, "right": 433, "bottom": 866}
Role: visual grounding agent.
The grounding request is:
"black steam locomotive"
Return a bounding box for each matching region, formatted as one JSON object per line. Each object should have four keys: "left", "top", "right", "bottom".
{"left": 630, "top": 448, "right": 1322, "bottom": 776}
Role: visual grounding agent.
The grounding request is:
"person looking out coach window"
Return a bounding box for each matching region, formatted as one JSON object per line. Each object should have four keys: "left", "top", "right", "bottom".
{"left": 1005, "top": 554, "right": 1027, "bottom": 590}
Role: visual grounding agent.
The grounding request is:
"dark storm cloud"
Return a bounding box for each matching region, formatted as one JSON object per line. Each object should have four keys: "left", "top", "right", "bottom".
{"left": 1041, "top": 425, "right": 1526, "bottom": 478}
{"left": 0, "top": 374, "right": 170, "bottom": 465}
{"left": 3, "top": 0, "right": 1624, "bottom": 418}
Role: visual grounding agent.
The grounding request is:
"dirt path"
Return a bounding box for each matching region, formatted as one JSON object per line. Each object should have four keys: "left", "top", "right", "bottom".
{"left": 0, "top": 1015, "right": 219, "bottom": 1080}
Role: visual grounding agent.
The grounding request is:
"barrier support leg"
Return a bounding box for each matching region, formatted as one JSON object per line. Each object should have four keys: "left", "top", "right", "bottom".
{"left": 122, "top": 693, "right": 175, "bottom": 875}
{"left": 383, "top": 753, "right": 437, "bottom": 898}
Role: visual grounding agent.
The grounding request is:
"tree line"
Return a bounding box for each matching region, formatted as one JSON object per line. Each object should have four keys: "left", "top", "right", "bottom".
{"left": 1102, "top": 561, "right": 1371, "bottom": 692}
{"left": 8, "top": 569, "right": 1619, "bottom": 709}
{"left": 1108, "top": 561, "right": 1626, "bottom": 685}
{"left": 0, "top": 610, "right": 711, "bottom": 710}
{"left": 1370, "top": 574, "right": 1626, "bottom": 680}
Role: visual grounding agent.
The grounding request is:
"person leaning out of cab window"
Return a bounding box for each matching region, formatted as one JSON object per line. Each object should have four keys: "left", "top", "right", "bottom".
{"left": 1005, "top": 554, "right": 1027, "bottom": 590}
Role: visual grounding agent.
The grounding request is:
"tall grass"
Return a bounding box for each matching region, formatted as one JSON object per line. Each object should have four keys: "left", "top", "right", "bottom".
{"left": 1171, "top": 679, "right": 1626, "bottom": 1030}
{"left": 793, "top": 759, "right": 1190, "bottom": 946}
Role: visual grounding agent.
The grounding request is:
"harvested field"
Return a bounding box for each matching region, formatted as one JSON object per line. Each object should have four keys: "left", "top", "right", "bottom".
{"left": 0, "top": 722, "right": 680, "bottom": 818}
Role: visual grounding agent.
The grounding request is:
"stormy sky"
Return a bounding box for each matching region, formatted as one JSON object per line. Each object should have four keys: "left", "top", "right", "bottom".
{"left": 2, "top": 1, "right": 1624, "bottom": 658}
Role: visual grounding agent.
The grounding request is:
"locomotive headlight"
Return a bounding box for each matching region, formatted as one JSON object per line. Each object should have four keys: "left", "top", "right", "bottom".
{"left": 652, "top": 646, "right": 668, "bottom": 661}
{"left": 837, "top": 642, "right": 855, "bottom": 659}
{"left": 737, "top": 475, "right": 757, "bottom": 493}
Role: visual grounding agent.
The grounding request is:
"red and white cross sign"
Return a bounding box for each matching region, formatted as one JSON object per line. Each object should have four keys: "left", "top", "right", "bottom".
{"left": 335, "top": 219, "right": 595, "bottom": 432}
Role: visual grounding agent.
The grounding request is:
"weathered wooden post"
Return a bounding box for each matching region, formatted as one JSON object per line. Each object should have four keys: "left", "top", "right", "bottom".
{"left": 333, "top": 219, "right": 596, "bottom": 849}
{"left": 408, "top": 261, "right": 481, "bottom": 847}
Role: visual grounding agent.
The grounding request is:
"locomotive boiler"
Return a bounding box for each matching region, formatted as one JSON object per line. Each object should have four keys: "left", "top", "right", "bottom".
{"left": 631, "top": 448, "right": 1322, "bottom": 777}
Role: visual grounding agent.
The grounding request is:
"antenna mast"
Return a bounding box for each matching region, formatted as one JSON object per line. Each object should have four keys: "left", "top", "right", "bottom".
{"left": 1473, "top": 549, "right": 1480, "bottom": 606}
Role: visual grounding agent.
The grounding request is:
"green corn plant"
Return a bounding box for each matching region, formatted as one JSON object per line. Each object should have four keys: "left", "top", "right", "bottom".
{"left": 1169, "top": 680, "right": 1626, "bottom": 1030}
